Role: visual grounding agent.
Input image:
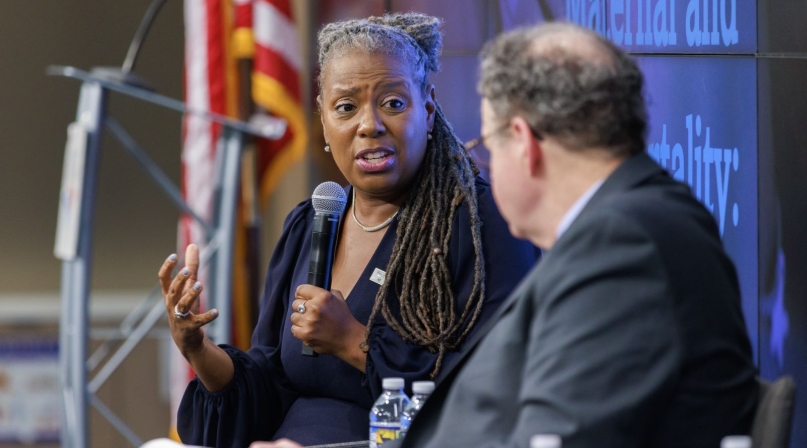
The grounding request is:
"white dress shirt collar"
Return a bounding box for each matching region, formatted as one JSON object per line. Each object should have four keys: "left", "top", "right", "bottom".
{"left": 556, "top": 179, "right": 605, "bottom": 239}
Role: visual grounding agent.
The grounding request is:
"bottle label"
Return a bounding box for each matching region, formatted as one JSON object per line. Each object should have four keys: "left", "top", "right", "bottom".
{"left": 369, "top": 422, "right": 401, "bottom": 448}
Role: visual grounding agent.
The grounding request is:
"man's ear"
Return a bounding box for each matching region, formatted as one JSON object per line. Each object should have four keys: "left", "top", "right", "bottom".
{"left": 425, "top": 84, "right": 436, "bottom": 132}
{"left": 511, "top": 116, "right": 542, "bottom": 177}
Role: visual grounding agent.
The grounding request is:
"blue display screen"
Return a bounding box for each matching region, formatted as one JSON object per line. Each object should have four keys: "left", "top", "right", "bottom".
{"left": 639, "top": 56, "right": 759, "bottom": 359}
{"left": 568, "top": 0, "right": 754, "bottom": 53}
{"left": 498, "top": 0, "right": 756, "bottom": 53}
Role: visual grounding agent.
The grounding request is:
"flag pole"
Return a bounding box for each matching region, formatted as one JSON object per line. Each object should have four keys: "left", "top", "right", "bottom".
{"left": 234, "top": 2, "right": 262, "bottom": 343}
{"left": 238, "top": 57, "right": 262, "bottom": 337}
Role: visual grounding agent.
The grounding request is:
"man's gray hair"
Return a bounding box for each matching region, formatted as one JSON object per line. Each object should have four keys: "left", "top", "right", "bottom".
{"left": 479, "top": 22, "right": 647, "bottom": 157}
{"left": 317, "top": 12, "right": 443, "bottom": 94}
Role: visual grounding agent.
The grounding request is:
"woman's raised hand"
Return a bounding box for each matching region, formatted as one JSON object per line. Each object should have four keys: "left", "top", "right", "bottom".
{"left": 290, "top": 285, "right": 368, "bottom": 370}
{"left": 159, "top": 244, "right": 219, "bottom": 358}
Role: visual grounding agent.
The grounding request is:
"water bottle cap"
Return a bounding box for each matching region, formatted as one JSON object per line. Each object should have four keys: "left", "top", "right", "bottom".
{"left": 721, "top": 436, "right": 752, "bottom": 448}
{"left": 412, "top": 381, "right": 435, "bottom": 394}
{"left": 530, "top": 434, "right": 561, "bottom": 448}
{"left": 382, "top": 377, "right": 405, "bottom": 390}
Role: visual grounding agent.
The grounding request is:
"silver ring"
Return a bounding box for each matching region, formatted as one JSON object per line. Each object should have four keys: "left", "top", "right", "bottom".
{"left": 174, "top": 304, "right": 190, "bottom": 320}
{"left": 297, "top": 303, "right": 306, "bottom": 314}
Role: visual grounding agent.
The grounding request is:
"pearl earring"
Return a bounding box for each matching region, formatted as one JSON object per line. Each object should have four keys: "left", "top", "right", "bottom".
{"left": 427, "top": 133, "right": 432, "bottom": 140}
{"left": 324, "top": 145, "right": 330, "bottom": 152}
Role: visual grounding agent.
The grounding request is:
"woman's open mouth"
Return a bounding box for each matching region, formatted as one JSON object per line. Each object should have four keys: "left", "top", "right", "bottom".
{"left": 356, "top": 148, "right": 395, "bottom": 172}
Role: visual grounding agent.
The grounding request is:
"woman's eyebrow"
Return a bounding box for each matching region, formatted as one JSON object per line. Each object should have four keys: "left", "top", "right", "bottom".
{"left": 378, "top": 80, "right": 409, "bottom": 91}
{"left": 330, "top": 85, "right": 362, "bottom": 96}
{"left": 330, "top": 79, "right": 409, "bottom": 97}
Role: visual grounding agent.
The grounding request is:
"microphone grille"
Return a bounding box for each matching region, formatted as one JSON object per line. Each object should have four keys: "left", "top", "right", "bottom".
{"left": 311, "top": 181, "right": 347, "bottom": 214}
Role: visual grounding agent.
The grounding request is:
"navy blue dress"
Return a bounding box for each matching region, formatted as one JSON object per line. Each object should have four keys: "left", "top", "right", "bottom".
{"left": 177, "top": 179, "right": 538, "bottom": 447}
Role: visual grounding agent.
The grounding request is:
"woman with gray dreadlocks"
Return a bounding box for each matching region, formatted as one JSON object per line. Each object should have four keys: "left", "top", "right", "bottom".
{"left": 161, "top": 12, "right": 537, "bottom": 447}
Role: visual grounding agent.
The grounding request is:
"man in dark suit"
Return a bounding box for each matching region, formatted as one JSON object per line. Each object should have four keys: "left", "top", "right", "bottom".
{"left": 394, "top": 23, "right": 759, "bottom": 448}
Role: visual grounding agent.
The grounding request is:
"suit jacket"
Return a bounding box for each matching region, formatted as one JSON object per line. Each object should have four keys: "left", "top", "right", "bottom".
{"left": 396, "top": 153, "right": 758, "bottom": 448}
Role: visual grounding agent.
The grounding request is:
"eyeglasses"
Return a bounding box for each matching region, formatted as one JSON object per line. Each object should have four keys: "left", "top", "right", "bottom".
{"left": 463, "top": 123, "right": 541, "bottom": 170}
{"left": 463, "top": 123, "right": 511, "bottom": 153}
{"left": 463, "top": 123, "right": 542, "bottom": 152}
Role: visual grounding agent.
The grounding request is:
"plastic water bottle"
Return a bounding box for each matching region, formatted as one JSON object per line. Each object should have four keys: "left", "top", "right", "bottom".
{"left": 400, "top": 380, "right": 435, "bottom": 439}
{"left": 721, "top": 436, "right": 752, "bottom": 448}
{"left": 369, "top": 377, "right": 410, "bottom": 448}
{"left": 530, "top": 434, "right": 562, "bottom": 448}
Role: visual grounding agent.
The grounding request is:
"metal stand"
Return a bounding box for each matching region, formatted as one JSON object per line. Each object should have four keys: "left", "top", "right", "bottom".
{"left": 50, "top": 65, "right": 285, "bottom": 448}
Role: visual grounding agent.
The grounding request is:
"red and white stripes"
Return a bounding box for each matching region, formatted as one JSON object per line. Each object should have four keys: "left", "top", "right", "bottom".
{"left": 252, "top": 0, "right": 307, "bottom": 200}
{"left": 181, "top": 0, "right": 227, "bottom": 251}
{"left": 171, "top": 0, "right": 306, "bottom": 439}
{"left": 172, "top": 0, "right": 231, "bottom": 438}
{"left": 254, "top": 0, "right": 303, "bottom": 76}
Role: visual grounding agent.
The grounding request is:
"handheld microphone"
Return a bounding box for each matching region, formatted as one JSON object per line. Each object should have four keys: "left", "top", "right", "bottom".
{"left": 302, "top": 182, "right": 347, "bottom": 356}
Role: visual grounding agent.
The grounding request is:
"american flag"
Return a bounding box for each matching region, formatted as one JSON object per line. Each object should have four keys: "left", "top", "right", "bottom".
{"left": 171, "top": 0, "right": 305, "bottom": 439}
{"left": 252, "top": 0, "right": 307, "bottom": 200}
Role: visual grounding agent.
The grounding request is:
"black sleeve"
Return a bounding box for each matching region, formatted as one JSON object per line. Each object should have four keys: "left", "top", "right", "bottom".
{"left": 177, "top": 201, "right": 311, "bottom": 447}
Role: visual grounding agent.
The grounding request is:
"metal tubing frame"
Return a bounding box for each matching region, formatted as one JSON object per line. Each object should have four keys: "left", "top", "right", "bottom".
{"left": 48, "top": 65, "right": 286, "bottom": 140}
{"left": 89, "top": 395, "right": 143, "bottom": 447}
{"left": 59, "top": 79, "right": 106, "bottom": 448}
{"left": 208, "top": 128, "right": 244, "bottom": 344}
{"left": 53, "top": 66, "right": 283, "bottom": 448}
{"left": 84, "top": 234, "right": 223, "bottom": 395}
{"left": 106, "top": 117, "right": 213, "bottom": 235}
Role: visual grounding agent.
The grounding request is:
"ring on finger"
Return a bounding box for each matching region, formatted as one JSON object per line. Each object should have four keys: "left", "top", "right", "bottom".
{"left": 174, "top": 304, "right": 190, "bottom": 320}
{"left": 296, "top": 302, "right": 306, "bottom": 314}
